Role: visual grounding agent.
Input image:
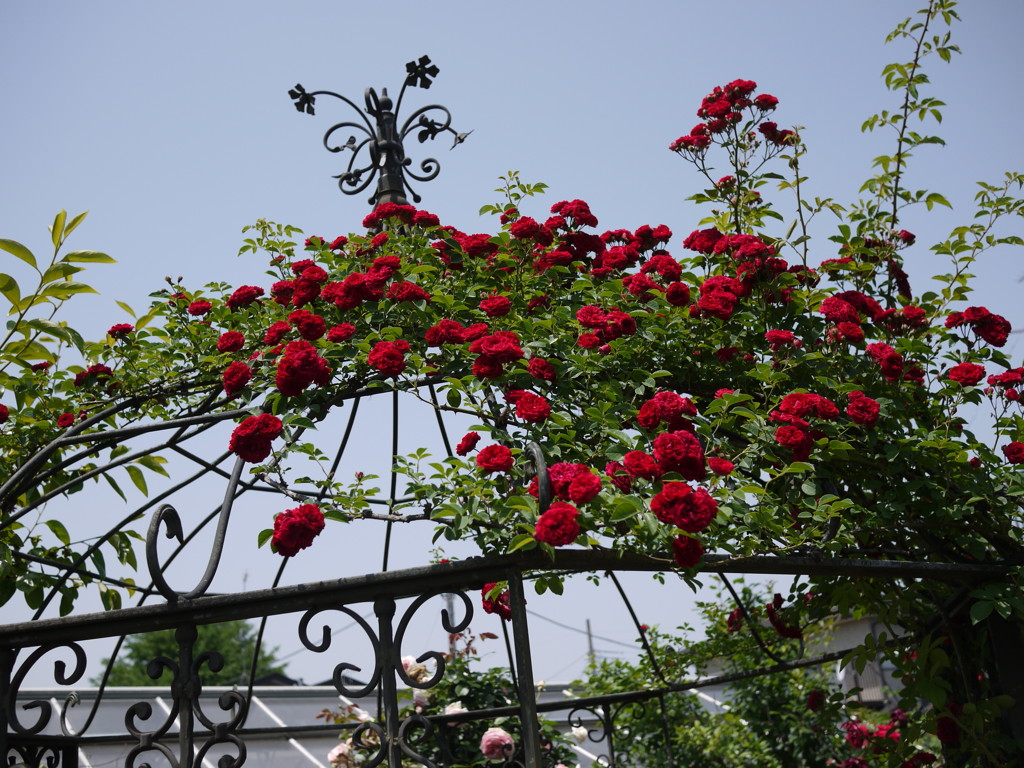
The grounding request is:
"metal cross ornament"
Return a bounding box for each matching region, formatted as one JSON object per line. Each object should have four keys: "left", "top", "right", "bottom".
{"left": 289, "top": 55, "right": 471, "bottom": 207}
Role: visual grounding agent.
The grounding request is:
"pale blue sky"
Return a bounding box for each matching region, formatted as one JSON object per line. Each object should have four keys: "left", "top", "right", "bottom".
{"left": 2, "top": 1, "right": 1022, "bottom": 689}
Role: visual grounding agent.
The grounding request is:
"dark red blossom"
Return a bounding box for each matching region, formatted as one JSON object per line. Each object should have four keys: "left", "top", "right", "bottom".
{"left": 57, "top": 413, "right": 75, "bottom": 428}
{"left": 264, "top": 321, "right": 291, "bottom": 346}
{"left": 276, "top": 340, "right": 331, "bottom": 396}
{"left": 506, "top": 389, "right": 551, "bottom": 423}
{"left": 846, "top": 391, "right": 880, "bottom": 426}
{"left": 386, "top": 281, "right": 431, "bottom": 303}
{"left": 229, "top": 414, "right": 283, "bottom": 463}
{"left": 707, "top": 458, "right": 734, "bottom": 475}
{"left": 527, "top": 357, "right": 557, "bottom": 382}
{"left": 948, "top": 362, "right": 986, "bottom": 386}
{"left": 288, "top": 309, "right": 327, "bottom": 341}
{"left": 650, "top": 482, "right": 717, "bottom": 532}
{"left": 479, "top": 295, "right": 512, "bottom": 317}
{"left": 327, "top": 323, "right": 356, "bottom": 343}
{"left": 623, "top": 451, "right": 662, "bottom": 480}
{"left": 74, "top": 364, "right": 113, "bottom": 387}
{"left": 671, "top": 535, "right": 704, "bottom": 568}
{"left": 455, "top": 432, "right": 480, "bottom": 456}
{"left": 481, "top": 583, "right": 512, "bottom": 621}
{"left": 665, "top": 282, "right": 691, "bottom": 307}
{"left": 476, "top": 444, "right": 513, "bottom": 473}
{"left": 534, "top": 502, "right": 580, "bottom": 546}
{"left": 217, "top": 331, "right": 246, "bottom": 352}
{"left": 368, "top": 340, "right": 411, "bottom": 378}
{"left": 605, "top": 461, "right": 632, "bottom": 493}
{"left": 652, "top": 431, "right": 706, "bottom": 481}
{"left": 108, "top": 323, "right": 134, "bottom": 338}
{"left": 1002, "top": 442, "right": 1024, "bottom": 464}
{"left": 271, "top": 504, "right": 325, "bottom": 557}
{"left": 806, "top": 689, "right": 826, "bottom": 712}
{"left": 227, "top": 285, "right": 264, "bottom": 312}
{"left": 187, "top": 300, "right": 212, "bottom": 316}
{"left": 222, "top": 361, "right": 253, "bottom": 396}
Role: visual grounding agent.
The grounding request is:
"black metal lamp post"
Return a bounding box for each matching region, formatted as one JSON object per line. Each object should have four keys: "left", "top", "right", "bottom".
{"left": 289, "top": 55, "right": 470, "bottom": 207}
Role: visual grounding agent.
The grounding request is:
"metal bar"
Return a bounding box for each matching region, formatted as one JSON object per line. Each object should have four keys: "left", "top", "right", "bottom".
{"left": 507, "top": 569, "right": 542, "bottom": 768}
{"left": 1, "top": 550, "right": 1008, "bottom": 648}
{"left": 374, "top": 598, "right": 403, "bottom": 767}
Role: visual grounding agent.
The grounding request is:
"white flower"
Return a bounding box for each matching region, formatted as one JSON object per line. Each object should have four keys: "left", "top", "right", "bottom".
{"left": 571, "top": 725, "right": 588, "bottom": 744}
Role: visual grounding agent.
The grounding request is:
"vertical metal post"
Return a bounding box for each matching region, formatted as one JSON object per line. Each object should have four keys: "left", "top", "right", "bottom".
{"left": 374, "top": 597, "right": 403, "bottom": 768}
{"left": 506, "top": 570, "right": 542, "bottom": 768}
{"left": 657, "top": 692, "right": 676, "bottom": 768}
{"left": 0, "top": 647, "right": 12, "bottom": 764}
{"left": 602, "top": 703, "right": 616, "bottom": 768}
{"left": 175, "top": 625, "right": 197, "bottom": 768}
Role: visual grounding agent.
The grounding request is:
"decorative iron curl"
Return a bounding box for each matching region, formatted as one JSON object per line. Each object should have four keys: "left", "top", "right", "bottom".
{"left": 393, "top": 590, "right": 472, "bottom": 689}
{"left": 126, "top": 738, "right": 178, "bottom": 768}
{"left": 397, "top": 714, "right": 440, "bottom": 768}
{"left": 523, "top": 441, "right": 552, "bottom": 513}
{"left": 146, "top": 456, "right": 244, "bottom": 602}
{"left": 193, "top": 732, "right": 246, "bottom": 768}
{"left": 5, "top": 643, "right": 86, "bottom": 736}
{"left": 566, "top": 706, "right": 607, "bottom": 744}
{"left": 4, "top": 743, "right": 64, "bottom": 768}
{"left": 297, "top": 606, "right": 381, "bottom": 698}
{"left": 289, "top": 55, "right": 469, "bottom": 207}
{"left": 350, "top": 721, "right": 388, "bottom": 768}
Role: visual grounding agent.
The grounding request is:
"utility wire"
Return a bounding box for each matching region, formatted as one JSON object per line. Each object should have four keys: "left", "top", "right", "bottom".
{"left": 525, "top": 608, "right": 641, "bottom": 650}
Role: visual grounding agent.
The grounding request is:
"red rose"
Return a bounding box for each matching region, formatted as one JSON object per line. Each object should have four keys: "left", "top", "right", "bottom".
{"left": 327, "top": 323, "right": 356, "bottom": 343}
{"left": 187, "top": 300, "right": 212, "bottom": 316}
{"left": 807, "top": 689, "right": 826, "bottom": 712}
{"left": 368, "top": 340, "right": 411, "bottom": 378}
{"left": 472, "top": 356, "right": 504, "bottom": 379}
{"left": 476, "top": 444, "right": 513, "bottom": 474}
{"left": 819, "top": 296, "right": 859, "bottom": 324}
{"left": 567, "top": 471, "right": 602, "bottom": 504}
{"left": 509, "top": 390, "right": 550, "bottom": 423}
{"left": 229, "top": 414, "right": 283, "bottom": 463}
{"left": 665, "top": 282, "right": 691, "bottom": 307}
{"left": 264, "top": 321, "right": 291, "bottom": 345}
{"left": 479, "top": 295, "right": 512, "bottom": 317}
{"left": 707, "top": 458, "right": 734, "bottom": 475}
{"left": 217, "top": 331, "right": 246, "bottom": 352}
{"left": 623, "top": 451, "right": 662, "bottom": 480}
{"left": 225, "top": 285, "right": 264, "bottom": 311}
{"left": 108, "top": 323, "right": 134, "bottom": 338}
{"left": 481, "top": 583, "right": 512, "bottom": 621}
{"left": 57, "top": 413, "right": 75, "bottom": 428}
{"left": 509, "top": 216, "right": 541, "bottom": 240}
{"left": 271, "top": 503, "right": 325, "bottom": 557}
{"left": 534, "top": 502, "right": 581, "bottom": 546}
{"left": 605, "top": 461, "right": 632, "bottom": 493}
{"left": 73, "top": 364, "right": 113, "bottom": 387}
{"left": 386, "top": 281, "right": 431, "bottom": 303}
{"left": 0, "top": 404, "right": 8, "bottom": 423}
{"left": 277, "top": 340, "right": 331, "bottom": 396}
{"left": 650, "top": 482, "right": 717, "bottom": 533}
{"left": 671, "top": 535, "right": 704, "bottom": 568}
{"left": 222, "top": 361, "right": 253, "bottom": 396}
{"left": 652, "top": 431, "right": 706, "bottom": 481}
{"left": 455, "top": 432, "right": 481, "bottom": 456}
{"left": 765, "top": 329, "right": 794, "bottom": 349}
{"left": 846, "top": 391, "right": 880, "bottom": 426}
{"left": 577, "top": 333, "right": 601, "bottom": 349}
{"left": 695, "top": 291, "right": 736, "bottom": 320}
{"left": 288, "top": 309, "right": 327, "bottom": 341}
{"left": 469, "top": 331, "right": 523, "bottom": 363}
{"left": 1002, "top": 442, "right": 1024, "bottom": 464}
{"left": 726, "top": 609, "right": 743, "bottom": 632}
{"left": 527, "top": 358, "right": 556, "bottom": 382}
{"left": 754, "top": 93, "right": 779, "bottom": 110}
{"left": 947, "top": 362, "right": 986, "bottom": 386}
{"left": 682, "top": 228, "right": 723, "bottom": 254}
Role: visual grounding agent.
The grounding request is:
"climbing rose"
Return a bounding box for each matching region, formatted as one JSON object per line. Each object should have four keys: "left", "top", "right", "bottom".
{"left": 386, "top": 281, "right": 431, "bottom": 303}
{"left": 481, "top": 583, "right": 512, "bottom": 621}
{"left": 1003, "top": 442, "right": 1024, "bottom": 464}
{"left": 623, "top": 451, "right": 662, "bottom": 480}
{"left": 671, "top": 535, "right": 704, "bottom": 568}
{"left": 846, "top": 391, "right": 880, "bottom": 426}
{"left": 73, "top": 364, "right": 113, "bottom": 387}
{"left": 288, "top": 309, "right": 327, "bottom": 341}
{"left": 108, "top": 323, "right": 134, "bottom": 337}
{"left": 508, "top": 390, "right": 550, "bottom": 423}
{"left": 222, "top": 361, "right": 253, "bottom": 396}
{"left": 476, "top": 444, "right": 513, "bottom": 473}
{"left": 327, "top": 323, "right": 356, "bottom": 342}
{"left": 807, "top": 689, "right": 826, "bottom": 712}
{"left": 665, "top": 282, "right": 691, "bottom": 306}
{"left": 229, "top": 414, "right": 283, "bottom": 463}
{"left": 480, "top": 727, "right": 514, "bottom": 761}
{"left": 217, "top": 331, "right": 245, "bottom": 352}
{"left": 479, "top": 295, "right": 512, "bottom": 317}
{"left": 186, "top": 300, "right": 212, "bottom": 316}
{"left": 455, "top": 432, "right": 480, "bottom": 456}
{"left": 947, "top": 362, "right": 986, "bottom": 386}
{"left": 0, "top": 404, "right": 8, "bottom": 423}
{"left": 271, "top": 504, "right": 325, "bottom": 557}
{"left": 650, "top": 482, "right": 717, "bottom": 533}
{"left": 276, "top": 340, "right": 331, "bottom": 396}
{"left": 567, "top": 471, "right": 602, "bottom": 504}
{"left": 527, "top": 357, "right": 557, "bottom": 382}
{"left": 57, "top": 413, "right": 75, "bottom": 428}
{"left": 368, "top": 340, "right": 411, "bottom": 378}
{"left": 225, "top": 285, "right": 264, "bottom": 310}
{"left": 264, "top": 321, "right": 291, "bottom": 345}
{"left": 707, "top": 458, "right": 734, "bottom": 475}
{"left": 534, "top": 502, "right": 580, "bottom": 546}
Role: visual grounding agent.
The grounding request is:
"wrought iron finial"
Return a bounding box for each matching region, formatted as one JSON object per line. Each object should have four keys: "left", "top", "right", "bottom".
{"left": 289, "top": 55, "right": 470, "bottom": 207}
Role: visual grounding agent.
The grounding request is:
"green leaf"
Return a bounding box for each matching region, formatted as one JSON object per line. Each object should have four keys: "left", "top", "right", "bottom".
{"left": 507, "top": 534, "right": 536, "bottom": 553}
{"left": 51, "top": 210, "right": 67, "bottom": 248}
{"left": 40, "top": 281, "right": 98, "bottom": 299}
{"left": 0, "top": 239, "right": 37, "bottom": 269}
{"left": 104, "top": 473, "right": 127, "bottom": 501}
{"left": 970, "top": 600, "right": 994, "bottom": 625}
{"left": 257, "top": 528, "right": 274, "bottom": 548}
{"left": 116, "top": 301, "right": 136, "bottom": 318}
{"left": 125, "top": 465, "right": 149, "bottom": 495}
{"left": 41, "top": 262, "right": 84, "bottom": 283}
{"left": 63, "top": 210, "right": 89, "bottom": 238}
{"left": 0, "top": 273, "right": 22, "bottom": 308}
{"left": 62, "top": 250, "right": 116, "bottom": 264}
{"left": 136, "top": 456, "right": 169, "bottom": 477}
{"left": 45, "top": 519, "right": 71, "bottom": 545}
{"left": 25, "top": 318, "right": 72, "bottom": 343}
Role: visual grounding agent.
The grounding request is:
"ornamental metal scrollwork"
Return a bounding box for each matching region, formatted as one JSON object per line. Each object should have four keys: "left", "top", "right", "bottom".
{"left": 393, "top": 590, "right": 473, "bottom": 689}
{"left": 4, "top": 644, "right": 86, "bottom": 737}
{"left": 289, "top": 55, "right": 470, "bottom": 206}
